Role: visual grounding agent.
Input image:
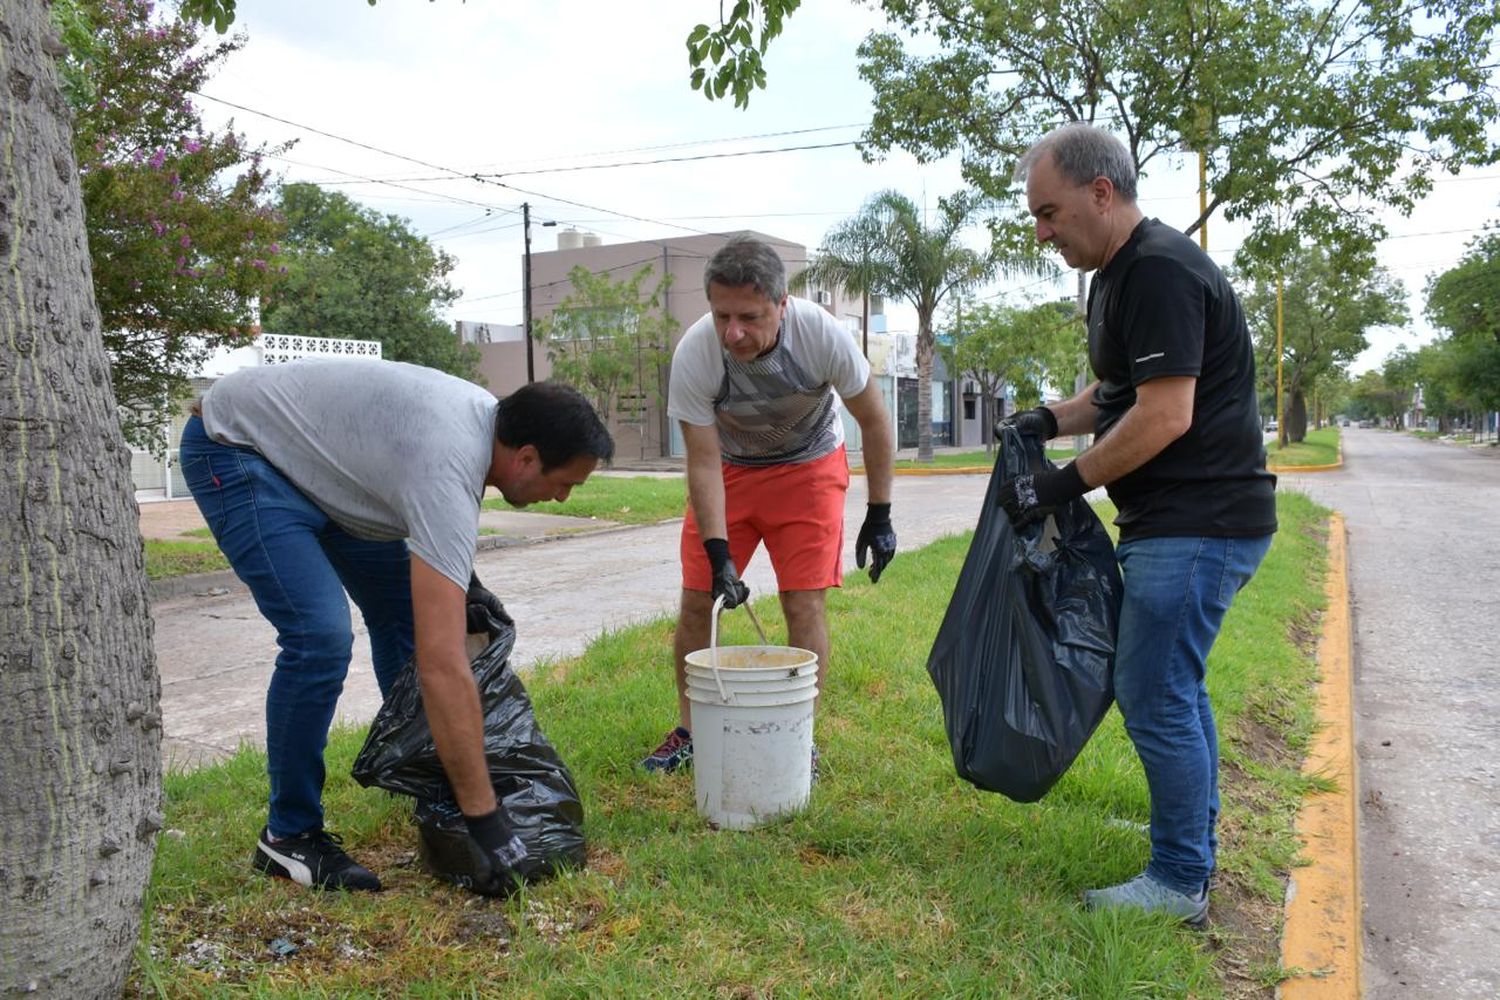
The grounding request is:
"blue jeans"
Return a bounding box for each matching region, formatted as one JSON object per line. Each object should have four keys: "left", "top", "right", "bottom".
{"left": 179, "top": 417, "right": 414, "bottom": 838}
{"left": 1113, "top": 533, "right": 1273, "bottom": 896}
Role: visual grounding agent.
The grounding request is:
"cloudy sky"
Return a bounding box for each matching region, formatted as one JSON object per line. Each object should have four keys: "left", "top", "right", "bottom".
{"left": 197, "top": 1, "right": 1500, "bottom": 374}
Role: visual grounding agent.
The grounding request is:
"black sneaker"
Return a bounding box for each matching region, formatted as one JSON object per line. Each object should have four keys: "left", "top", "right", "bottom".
{"left": 252, "top": 826, "right": 382, "bottom": 892}
{"left": 641, "top": 726, "right": 693, "bottom": 773}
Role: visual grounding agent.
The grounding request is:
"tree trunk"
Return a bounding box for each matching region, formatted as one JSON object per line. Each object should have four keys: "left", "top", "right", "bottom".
{"left": 1289, "top": 390, "right": 1309, "bottom": 443}
{"left": 1, "top": 5, "right": 162, "bottom": 995}
{"left": 982, "top": 387, "right": 995, "bottom": 455}
{"left": 916, "top": 316, "right": 933, "bottom": 463}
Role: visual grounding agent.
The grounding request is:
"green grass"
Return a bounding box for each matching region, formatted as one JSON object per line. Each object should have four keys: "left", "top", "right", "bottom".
{"left": 855, "top": 446, "right": 1077, "bottom": 472}
{"left": 143, "top": 539, "right": 229, "bottom": 580}
{"left": 1266, "top": 426, "right": 1340, "bottom": 467}
{"left": 485, "top": 475, "right": 686, "bottom": 525}
{"left": 132, "top": 493, "right": 1329, "bottom": 998}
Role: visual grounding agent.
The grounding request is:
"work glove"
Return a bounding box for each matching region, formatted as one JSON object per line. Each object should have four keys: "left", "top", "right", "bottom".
{"left": 466, "top": 572, "right": 513, "bottom": 639}
{"left": 463, "top": 808, "right": 534, "bottom": 898}
{"left": 997, "top": 405, "right": 1059, "bottom": 441}
{"left": 996, "top": 464, "right": 1089, "bottom": 528}
{"left": 855, "top": 502, "right": 897, "bottom": 583}
{"left": 703, "top": 538, "right": 750, "bottom": 610}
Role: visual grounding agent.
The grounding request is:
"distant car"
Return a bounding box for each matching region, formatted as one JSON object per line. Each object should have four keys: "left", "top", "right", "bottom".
{"left": 1265, "top": 419, "right": 1278, "bottom": 432}
{"left": 1339, "top": 417, "right": 1350, "bottom": 427}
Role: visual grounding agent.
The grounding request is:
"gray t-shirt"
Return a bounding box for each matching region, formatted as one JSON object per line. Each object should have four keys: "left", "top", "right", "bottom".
{"left": 667, "top": 296, "right": 870, "bottom": 466}
{"left": 201, "top": 358, "right": 494, "bottom": 588}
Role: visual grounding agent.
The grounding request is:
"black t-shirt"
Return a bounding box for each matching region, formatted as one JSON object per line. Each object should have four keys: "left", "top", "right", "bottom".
{"left": 1086, "top": 218, "right": 1276, "bottom": 541}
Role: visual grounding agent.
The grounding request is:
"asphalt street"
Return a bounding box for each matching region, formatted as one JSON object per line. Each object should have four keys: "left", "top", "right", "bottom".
{"left": 1280, "top": 428, "right": 1500, "bottom": 999}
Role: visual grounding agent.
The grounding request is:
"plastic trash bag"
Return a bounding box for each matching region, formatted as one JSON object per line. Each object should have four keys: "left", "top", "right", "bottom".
{"left": 351, "top": 611, "right": 586, "bottom": 886}
{"left": 926, "top": 426, "right": 1122, "bottom": 802}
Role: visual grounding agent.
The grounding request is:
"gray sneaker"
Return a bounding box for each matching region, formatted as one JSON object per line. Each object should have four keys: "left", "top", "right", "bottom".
{"left": 1082, "top": 872, "right": 1208, "bottom": 927}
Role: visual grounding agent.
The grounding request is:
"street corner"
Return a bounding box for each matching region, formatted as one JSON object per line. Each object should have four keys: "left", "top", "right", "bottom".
{"left": 1279, "top": 512, "right": 1360, "bottom": 998}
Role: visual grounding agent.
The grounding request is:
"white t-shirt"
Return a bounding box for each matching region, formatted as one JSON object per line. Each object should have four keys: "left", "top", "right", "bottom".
{"left": 202, "top": 359, "right": 494, "bottom": 588}
{"left": 667, "top": 296, "right": 870, "bottom": 466}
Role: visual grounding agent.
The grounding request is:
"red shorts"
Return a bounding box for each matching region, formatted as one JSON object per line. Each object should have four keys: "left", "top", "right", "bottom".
{"left": 681, "top": 446, "right": 850, "bottom": 592}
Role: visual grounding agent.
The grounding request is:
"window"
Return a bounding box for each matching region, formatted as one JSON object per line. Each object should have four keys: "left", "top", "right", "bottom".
{"left": 963, "top": 398, "right": 976, "bottom": 420}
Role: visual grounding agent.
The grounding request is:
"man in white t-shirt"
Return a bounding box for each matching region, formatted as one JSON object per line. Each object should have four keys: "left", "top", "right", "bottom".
{"left": 641, "top": 235, "right": 897, "bottom": 773}
{"left": 182, "top": 366, "right": 613, "bottom": 893}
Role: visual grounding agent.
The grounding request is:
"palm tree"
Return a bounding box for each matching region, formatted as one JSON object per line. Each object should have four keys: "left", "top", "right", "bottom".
{"left": 868, "top": 190, "right": 1003, "bottom": 462}
{"left": 791, "top": 210, "right": 889, "bottom": 358}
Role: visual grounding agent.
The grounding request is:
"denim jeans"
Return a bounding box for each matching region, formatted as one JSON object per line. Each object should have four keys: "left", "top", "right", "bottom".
{"left": 1113, "top": 533, "right": 1273, "bottom": 896}
{"left": 179, "top": 416, "right": 414, "bottom": 838}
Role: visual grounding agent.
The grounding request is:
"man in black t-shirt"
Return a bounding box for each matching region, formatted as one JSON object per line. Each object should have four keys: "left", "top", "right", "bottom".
{"left": 998, "top": 123, "right": 1277, "bottom": 927}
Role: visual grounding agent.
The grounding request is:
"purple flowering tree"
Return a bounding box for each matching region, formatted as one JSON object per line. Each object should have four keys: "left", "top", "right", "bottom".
{"left": 55, "top": 0, "right": 285, "bottom": 449}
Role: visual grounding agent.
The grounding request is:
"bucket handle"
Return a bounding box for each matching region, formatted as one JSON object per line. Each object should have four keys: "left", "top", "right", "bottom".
{"left": 707, "top": 595, "right": 770, "bottom": 702}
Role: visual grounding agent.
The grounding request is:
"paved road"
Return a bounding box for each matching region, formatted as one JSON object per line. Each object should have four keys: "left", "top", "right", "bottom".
{"left": 151, "top": 470, "right": 1004, "bottom": 766}
{"left": 1279, "top": 428, "right": 1500, "bottom": 999}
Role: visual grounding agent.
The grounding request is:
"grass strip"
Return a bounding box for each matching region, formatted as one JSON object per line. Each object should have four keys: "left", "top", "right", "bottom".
{"left": 484, "top": 475, "right": 685, "bottom": 525}
{"left": 853, "top": 446, "right": 1076, "bottom": 473}
{"left": 1266, "top": 426, "right": 1339, "bottom": 467}
{"left": 132, "top": 492, "right": 1328, "bottom": 998}
{"left": 143, "top": 538, "right": 229, "bottom": 580}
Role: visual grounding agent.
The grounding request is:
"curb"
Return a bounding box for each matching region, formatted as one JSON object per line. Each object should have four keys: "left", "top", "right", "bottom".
{"left": 1278, "top": 512, "right": 1360, "bottom": 998}
{"left": 146, "top": 520, "right": 657, "bottom": 603}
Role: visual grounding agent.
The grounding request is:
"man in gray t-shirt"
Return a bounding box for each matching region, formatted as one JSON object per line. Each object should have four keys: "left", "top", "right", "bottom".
{"left": 641, "top": 235, "right": 898, "bottom": 775}
{"left": 181, "top": 360, "right": 612, "bottom": 893}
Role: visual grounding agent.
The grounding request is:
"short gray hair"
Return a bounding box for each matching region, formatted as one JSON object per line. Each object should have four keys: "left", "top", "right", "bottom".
{"left": 1015, "top": 123, "right": 1138, "bottom": 202}
{"left": 703, "top": 235, "right": 787, "bottom": 302}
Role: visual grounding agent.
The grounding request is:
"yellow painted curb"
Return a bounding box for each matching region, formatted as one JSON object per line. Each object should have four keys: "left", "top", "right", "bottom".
{"left": 1279, "top": 513, "right": 1360, "bottom": 998}
{"left": 1268, "top": 461, "right": 1343, "bottom": 474}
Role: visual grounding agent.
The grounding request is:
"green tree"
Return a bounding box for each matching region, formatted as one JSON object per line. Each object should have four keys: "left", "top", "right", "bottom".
{"left": 1425, "top": 231, "right": 1500, "bottom": 427}
{"left": 1239, "top": 245, "right": 1406, "bottom": 443}
{"left": 536, "top": 266, "right": 677, "bottom": 459}
{"left": 1426, "top": 231, "right": 1500, "bottom": 345}
{"left": 690, "top": 0, "right": 1499, "bottom": 274}
{"left": 945, "top": 299, "right": 1082, "bottom": 453}
{"left": 54, "top": 0, "right": 284, "bottom": 450}
{"left": 262, "top": 183, "right": 479, "bottom": 379}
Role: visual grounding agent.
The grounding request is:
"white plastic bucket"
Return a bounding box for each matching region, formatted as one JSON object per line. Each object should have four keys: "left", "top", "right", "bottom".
{"left": 684, "top": 599, "right": 818, "bottom": 830}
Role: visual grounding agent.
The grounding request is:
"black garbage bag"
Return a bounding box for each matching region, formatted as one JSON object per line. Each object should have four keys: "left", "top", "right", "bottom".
{"left": 351, "top": 613, "right": 586, "bottom": 889}
{"left": 926, "top": 426, "right": 1122, "bottom": 802}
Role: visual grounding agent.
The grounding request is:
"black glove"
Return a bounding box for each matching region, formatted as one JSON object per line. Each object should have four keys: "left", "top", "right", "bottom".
{"left": 463, "top": 808, "right": 534, "bottom": 897}
{"left": 466, "top": 572, "right": 513, "bottom": 639}
{"left": 855, "top": 502, "right": 897, "bottom": 583}
{"left": 703, "top": 538, "right": 749, "bottom": 609}
{"left": 996, "top": 464, "right": 1089, "bottom": 527}
{"left": 997, "top": 405, "right": 1058, "bottom": 441}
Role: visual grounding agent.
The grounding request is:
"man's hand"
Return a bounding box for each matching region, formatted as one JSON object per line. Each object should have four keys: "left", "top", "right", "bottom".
{"left": 855, "top": 502, "right": 897, "bottom": 583}
{"left": 463, "top": 808, "right": 534, "bottom": 897}
{"left": 996, "top": 464, "right": 1088, "bottom": 527}
{"left": 997, "top": 406, "right": 1058, "bottom": 441}
{"left": 466, "top": 572, "right": 513, "bottom": 639}
{"left": 703, "top": 538, "right": 749, "bottom": 609}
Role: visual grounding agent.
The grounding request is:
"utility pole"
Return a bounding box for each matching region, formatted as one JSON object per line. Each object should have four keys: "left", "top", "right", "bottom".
{"left": 522, "top": 202, "right": 557, "bottom": 385}
{"left": 523, "top": 202, "right": 535, "bottom": 384}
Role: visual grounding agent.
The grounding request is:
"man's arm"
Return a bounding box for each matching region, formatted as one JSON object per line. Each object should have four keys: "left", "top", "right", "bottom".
{"left": 842, "top": 378, "right": 893, "bottom": 503}
{"left": 1073, "top": 375, "right": 1195, "bottom": 488}
{"left": 409, "top": 556, "right": 495, "bottom": 817}
{"left": 996, "top": 376, "right": 1195, "bottom": 527}
{"left": 681, "top": 421, "right": 727, "bottom": 538}
{"left": 1046, "top": 381, "right": 1102, "bottom": 437}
